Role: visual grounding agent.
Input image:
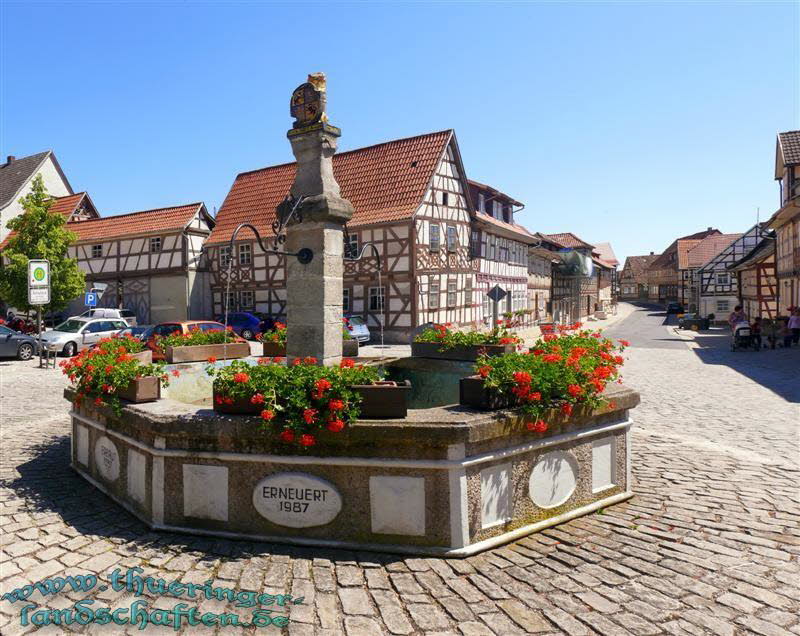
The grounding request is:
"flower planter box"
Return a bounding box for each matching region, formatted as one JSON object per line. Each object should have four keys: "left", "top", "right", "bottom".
{"left": 411, "top": 341, "right": 515, "bottom": 362}
{"left": 165, "top": 342, "right": 250, "bottom": 364}
{"left": 342, "top": 339, "right": 359, "bottom": 357}
{"left": 212, "top": 386, "right": 261, "bottom": 415}
{"left": 353, "top": 380, "right": 410, "bottom": 419}
{"left": 459, "top": 375, "right": 519, "bottom": 410}
{"left": 129, "top": 350, "right": 152, "bottom": 364}
{"left": 262, "top": 342, "right": 287, "bottom": 357}
{"left": 117, "top": 376, "right": 161, "bottom": 403}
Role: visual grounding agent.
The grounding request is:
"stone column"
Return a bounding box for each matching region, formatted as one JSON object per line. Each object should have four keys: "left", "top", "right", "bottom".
{"left": 284, "top": 121, "right": 353, "bottom": 366}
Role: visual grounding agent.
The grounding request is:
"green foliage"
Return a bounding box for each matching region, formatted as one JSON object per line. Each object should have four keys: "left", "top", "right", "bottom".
{"left": 159, "top": 327, "right": 238, "bottom": 348}
{"left": 0, "top": 175, "right": 85, "bottom": 313}
{"left": 208, "top": 358, "right": 381, "bottom": 447}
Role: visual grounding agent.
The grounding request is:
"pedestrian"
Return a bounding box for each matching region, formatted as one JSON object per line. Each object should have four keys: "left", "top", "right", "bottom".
{"left": 788, "top": 308, "right": 800, "bottom": 346}
{"left": 778, "top": 317, "right": 793, "bottom": 348}
{"left": 728, "top": 305, "right": 747, "bottom": 331}
{"left": 751, "top": 316, "right": 763, "bottom": 350}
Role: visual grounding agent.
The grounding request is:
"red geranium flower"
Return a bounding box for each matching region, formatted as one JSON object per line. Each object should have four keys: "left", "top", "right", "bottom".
{"left": 303, "top": 356, "right": 318, "bottom": 365}
{"left": 618, "top": 339, "right": 630, "bottom": 347}
{"left": 315, "top": 378, "right": 332, "bottom": 393}
{"left": 303, "top": 408, "right": 318, "bottom": 424}
{"left": 233, "top": 372, "right": 250, "bottom": 383}
{"left": 326, "top": 419, "right": 344, "bottom": 433}
{"left": 478, "top": 365, "right": 491, "bottom": 378}
{"left": 250, "top": 393, "right": 265, "bottom": 404}
{"left": 299, "top": 434, "right": 316, "bottom": 447}
{"left": 526, "top": 419, "right": 548, "bottom": 433}
{"left": 171, "top": 370, "right": 181, "bottom": 377}
{"left": 328, "top": 399, "right": 344, "bottom": 411}
{"left": 94, "top": 397, "right": 103, "bottom": 406}
{"left": 340, "top": 358, "right": 355, "bottom": 368}
{"left": 512, "top": 371, "right": 531, "bottom": 385}
{"left": 261, "top": 409, "right": 275, "bottom": 421}
{"left": 568, "top": 384, "right": 583, "bottom": 397}
{"left": 542, "top": 353, "right": 562, "bottom": 363}
{"left": 207, "top": 356, "right": 217, "bottom": 364}
{"left": 561, "top": 403, "right": 573, "bottom": 416}
{"left": 279, "top": 429, "right": 295, "bottom": 443}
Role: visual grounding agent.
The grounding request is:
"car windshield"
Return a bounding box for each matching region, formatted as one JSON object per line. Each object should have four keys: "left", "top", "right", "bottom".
{"left": 347, "top": 316, "right": 366, "bottom": 326}
{"left": 54, "top": 319, "right": 86, "bottom": 333}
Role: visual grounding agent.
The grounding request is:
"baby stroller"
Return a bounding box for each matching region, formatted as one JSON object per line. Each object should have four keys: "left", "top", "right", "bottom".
{"left": 731, "top": 322, "right": 758, "bottom": 352}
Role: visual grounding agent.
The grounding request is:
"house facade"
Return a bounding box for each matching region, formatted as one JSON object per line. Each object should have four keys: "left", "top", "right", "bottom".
{"left": 63, "top": 203, "right": 215, "bottom": 323}
{"left": 769, "top": 130, "right": 800, "bottom": 311}
{"left": 647, "top": 228, "right": 721, "bottom": 303}
{"left": 729, "top": 235, "right": 778, "bottom": 320}
{"left": 619, "top": 253, "right": 657, "bottom": 300}
{"left": 0, "top": 151, "right": 73, "bottom": 244}
{"left": 528, "top": 235, "right": 560, "bottom": 323}
{"left": 683, "top": 233, "right": 742, "bottom": 312}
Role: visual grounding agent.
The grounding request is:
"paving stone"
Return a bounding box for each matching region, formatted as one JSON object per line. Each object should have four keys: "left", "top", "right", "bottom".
{"left": 496, "top": 599, "right": 552, "bottom": 632}
{"left": 406, "top": 602, "right": 450, "bottom": 631}
{"left": 338, "top": 587, "right": 374, "bottom": 616}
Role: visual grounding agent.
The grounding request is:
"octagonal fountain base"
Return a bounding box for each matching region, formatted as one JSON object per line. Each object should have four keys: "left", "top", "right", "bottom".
{"left": 66, "top": 384, "right": 638, "bottom": 557}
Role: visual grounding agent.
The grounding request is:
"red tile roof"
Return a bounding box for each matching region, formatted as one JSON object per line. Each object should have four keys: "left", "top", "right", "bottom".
{"left": 685, "top": 233, "right": 742, "bottom": 268}
{"left": 676, "top": 239, "right": 702, "bottom": 270}
{"left": 67, "top": 203, "right": 206, "bottom": 242}
{"left": 592, "top": 242, "right": 619, "bottom": 267}
{"left": 648, "top": 228, "right": 721, "bottom": 271}
{"left": 207, "top": 130, "right": 453, "bottom": 246}
{"left": 473, "top": 211, "right": 536, "bottom": 243}
{"left": 621, "top": 254, "right": 659, "bottom": 280}
{"left": 542, "top": 232, "right": 595, "bottom": 250}
{"left": 778, "top": 130, "right": 800, "bottom": 166}
{"left": 467, "top": 179, "right": 523, "bottom": 207}
{"left": 0, "top": 192, "right": 96, "bottom": 250}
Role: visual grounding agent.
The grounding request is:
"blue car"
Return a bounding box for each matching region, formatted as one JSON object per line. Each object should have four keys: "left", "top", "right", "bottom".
{"left": 215, "top": 312, "right": 264, "bottom": 340}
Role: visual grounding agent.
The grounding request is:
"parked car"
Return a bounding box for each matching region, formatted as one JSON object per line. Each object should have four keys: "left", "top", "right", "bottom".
{"left": 39, "top": 317, "right": 129, "bottom": 357}
{"left": 114, "top": 325, "right": 154, "bottom": 341}
{"left": 0, "top": 325, "right": 39, "bottom": 360}
{"left": 666, "top": 302, "right": 684, "bottom": 314}
{"left": 677, "top": 313, "right": 710, "bottom": 331}
{"left": 214, "top": 312, "right": 264, "bottom": 340}
{"left": 344, "top": 314, "right": 371, "bottom": 343}
{"left": 76, "top": 308, "right": 138, "bottom": 326}
{"left": 146, "top": 320, "right": 245, "bottom": 360}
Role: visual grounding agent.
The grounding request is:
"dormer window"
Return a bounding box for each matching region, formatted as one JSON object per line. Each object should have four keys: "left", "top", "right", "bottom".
{"left": 503, "top": 206, "right": 511, "bottom": 223}
{"left": 493, "top": 200, "right": 502, "bottom": 218}
{"left": 478, "top": 192, "right": 486, "bottom": 213}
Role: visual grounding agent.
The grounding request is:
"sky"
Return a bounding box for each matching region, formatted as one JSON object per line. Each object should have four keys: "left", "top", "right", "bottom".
{"left": 1, "top": 1, "right": 798, "bottom": 265}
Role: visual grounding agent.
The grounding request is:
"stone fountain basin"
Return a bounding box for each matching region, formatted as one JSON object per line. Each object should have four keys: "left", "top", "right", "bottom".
{"left": 66, "top": 383, "right": 638, "bottom": 557}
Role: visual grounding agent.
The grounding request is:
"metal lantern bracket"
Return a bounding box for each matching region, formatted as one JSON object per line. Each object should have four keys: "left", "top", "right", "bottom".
{"left": 229, "top": 195, "right": 313, "bottom": 265}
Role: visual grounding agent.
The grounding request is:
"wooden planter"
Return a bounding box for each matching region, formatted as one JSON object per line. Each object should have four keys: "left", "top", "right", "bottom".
{"left": 353, "top": 380, "right": 411, "bottom": 419}
{"left": 342, "top": 339, "right": 359, "bottom": 357}
{"left": 129, "top": 350, "right": 152, "bottom": 364}
{"left": 212, "top": 386, "right": 261, "bottom": 415}
{"left": 459, "top": 375, "right": 518, "bottom": 410}
{"left": 165, "top": 342, "right": 250, "bottom": 363}
{"left": 117, "top": 376, "right": 161, "bottom": 403}
{"left": 411, "top": 341, "right": 516, "bottom": 362}
{"left": 262, "top": 341, "right": 287, "bottom": 357}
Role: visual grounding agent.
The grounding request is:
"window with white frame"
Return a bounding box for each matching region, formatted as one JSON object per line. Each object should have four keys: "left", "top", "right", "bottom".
{"left": 441, "top": 192, "right": 449, "bottom": 206}
{"left": 430, "top": 224, "right": 440, "bottom": 252}
{"left": 342, "top": 288, "right": 350, "bottom": 312}
{"left": 369, "top": 286, "right": 385, "bottom": 312}
{"left": 446, "top": 225, "right": 457, "bottom": 252}
{"left": 224, "top": 290, "right": 238, "bottom": 311}
{"left": 237, "top": 243, "right": 252, "bottom": 265}
{"left": 465, "top": 279, "right": 473, "bottom": 306}
{"left": 344, "top": 233, "right": 358, "bottom": 258}
{"left": 220, "top": 246, "right": 232, "bottom": 267}
{"left": 240, "top": 290, "right": 255, "bottom": 309}
{"left": 470, "top": 230, "right": 480, "bottom": 258}
{"left": 715, "top": 272, "right": 729, "bottom": 286}
{"left": 488, "top": 235, "right": 496, "bottom": 260}
{"left": 429, "top": 280, "right": 440, "bottom": 309}
{"left": 499, "top": 241, "right": 509, "bottom": 262}
{"left": 478, "top": 192, "right": 485, "bottom": 213}
{"left": 91, "top": 244, "right": 102, "bottom": 258}
{"left": 493, "top": 200, "right": 502, "bottom": 218}
{"left": 447, "top": 281, "right": 457, "bottom": 307}
{"left": 150, "top": 237, "right": 162, "bottom": 253}
{"left": 482, "top": 293, "right": 490, "bottom": 320}
{"left": 716, "top": 299, "right": 730, "bottom": 312}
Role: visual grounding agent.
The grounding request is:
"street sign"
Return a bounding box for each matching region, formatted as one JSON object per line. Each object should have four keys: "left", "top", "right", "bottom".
{"left": 85, "top": 292, "right": 98, "bottom": 307}
{"left": 27, "top": 259, "right": 50, "bottom": 306}
{"left": 28, "top": 286, "right": 50, "bottom": 305}
{"left": 487, "top": 285, "right": 507, "bottom": 303}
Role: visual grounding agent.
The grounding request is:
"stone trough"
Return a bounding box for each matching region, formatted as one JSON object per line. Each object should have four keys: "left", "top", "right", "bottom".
{"left": 66, "top": 382, "right": 638, "bottom": 557}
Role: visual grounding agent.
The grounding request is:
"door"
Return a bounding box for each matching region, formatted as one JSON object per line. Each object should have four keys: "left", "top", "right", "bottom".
{"left": 80, "top": 322, "right": 106, "bottom": 348}
{"left": 0, "top": 326, "right": 16, "bottom": 356}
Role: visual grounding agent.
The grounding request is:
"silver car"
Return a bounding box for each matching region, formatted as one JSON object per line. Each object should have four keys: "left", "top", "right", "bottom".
{"left": 40, "top": 317, "right": 129, "bottom": 357}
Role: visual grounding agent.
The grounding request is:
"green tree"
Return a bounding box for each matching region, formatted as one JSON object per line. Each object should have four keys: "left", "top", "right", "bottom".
{"left": 0, "top": 175, "right": 85, "bottom": 314}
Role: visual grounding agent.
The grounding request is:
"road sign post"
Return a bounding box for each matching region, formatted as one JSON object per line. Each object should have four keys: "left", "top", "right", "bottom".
{"left": 27, "top": 259, "right": 50, "bottom": 368}
{"left": 487, "top": 284, "right": 508, "bottom": 327}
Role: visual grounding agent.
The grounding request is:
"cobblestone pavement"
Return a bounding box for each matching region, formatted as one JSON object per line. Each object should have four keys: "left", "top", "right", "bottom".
{"left": 1, "top": 303, "right": 798, "bottom": 635}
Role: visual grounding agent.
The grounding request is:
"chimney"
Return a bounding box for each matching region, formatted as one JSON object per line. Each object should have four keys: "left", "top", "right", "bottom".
{"left": 707, "top": 227, "right": 712, "bottom": 231}
{"left": 6, "top": 156, "right": 15, "bottom": 163}
{"left": 650, "top": 251, "right": 654, "bottom": 255}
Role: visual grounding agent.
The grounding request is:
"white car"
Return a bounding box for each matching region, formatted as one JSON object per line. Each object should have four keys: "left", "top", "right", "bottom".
{"left": 76, "top": 308, "right": 138, "bottom": 326}
{"left": 40, "top": 317, "right": 129, "bottom": 357}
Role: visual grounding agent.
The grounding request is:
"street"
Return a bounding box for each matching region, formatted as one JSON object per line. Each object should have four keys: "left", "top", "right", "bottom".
{"left": 0, "top": 303, "right": 798, "bottom": 635}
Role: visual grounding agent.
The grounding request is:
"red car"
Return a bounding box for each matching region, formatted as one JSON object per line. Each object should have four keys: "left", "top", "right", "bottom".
{"left": 146, "top": 320, "right": 245, "bottom": 361}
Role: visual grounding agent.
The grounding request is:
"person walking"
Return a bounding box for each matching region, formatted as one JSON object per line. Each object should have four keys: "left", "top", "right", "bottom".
{"left": 728, "top": 305, "right": 747, "bottom": 330}
{"left": 788, "top": 308, "right": 800, "bottom": 346}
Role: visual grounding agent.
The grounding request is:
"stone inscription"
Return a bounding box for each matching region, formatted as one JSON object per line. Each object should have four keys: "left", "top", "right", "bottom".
{"left": 253, "top": 473, "right": 342, "bottom": 528}
{"left": 94, "top": 436, "right": 120, "bottom": 482}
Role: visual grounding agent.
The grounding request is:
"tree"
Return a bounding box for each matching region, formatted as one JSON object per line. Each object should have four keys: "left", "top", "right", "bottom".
{"left": 0, "top": 175, "right": 85, "bottom": 314}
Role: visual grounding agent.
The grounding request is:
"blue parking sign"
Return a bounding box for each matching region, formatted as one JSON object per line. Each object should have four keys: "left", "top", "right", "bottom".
{"left": 85, "top": 292, "right": 97, "bottom": 307}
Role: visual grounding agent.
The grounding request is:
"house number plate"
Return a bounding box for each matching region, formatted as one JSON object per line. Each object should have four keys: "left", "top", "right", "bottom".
{"left": 252, "top": 472, "right": 342, "bottom": 528}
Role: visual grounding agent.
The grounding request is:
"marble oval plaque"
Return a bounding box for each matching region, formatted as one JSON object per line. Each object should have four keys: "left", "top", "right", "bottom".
{"left": 253, "top": 472, "right": 342, "bottom": 528}
{"left": 529, "top": 450, "right": 578, "bottom": 509}
{"left": 94, "top": 436, "right": 120, "bottom": 482}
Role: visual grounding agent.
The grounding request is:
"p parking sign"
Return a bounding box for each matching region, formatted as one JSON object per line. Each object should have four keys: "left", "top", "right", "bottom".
{"left": 85, "top": 292, "right": 97, "bottom": 307}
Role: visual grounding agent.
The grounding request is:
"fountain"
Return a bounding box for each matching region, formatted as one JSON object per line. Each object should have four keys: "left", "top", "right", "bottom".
{"left": 65, "top": 74, "right": 639, "bottom": 556}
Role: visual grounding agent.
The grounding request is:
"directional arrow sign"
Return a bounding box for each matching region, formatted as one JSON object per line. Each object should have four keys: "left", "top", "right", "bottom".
{"left": 487, "top": 285, "right": 507, "bottom": 303}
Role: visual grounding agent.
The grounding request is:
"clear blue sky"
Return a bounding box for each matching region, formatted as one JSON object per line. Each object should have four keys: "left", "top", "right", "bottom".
{"left": 2, "top": 1, "right": 798, "bottom": 264}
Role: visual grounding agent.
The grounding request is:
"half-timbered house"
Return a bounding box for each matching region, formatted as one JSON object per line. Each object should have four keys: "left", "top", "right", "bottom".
{"left": 683, "top": 233, "right": 742, "bottom": 311}
{"left": 467, "top": 180, "right": 534, "bottom": 324}
{"left": 63, "top": 203, "right": 215, "bottom": 323}
{"left": 619, "top": 253, "right": 658, "bottom": 300}
{"left": 768, "top": 130, "right": 800, "bottom": 311}
{"left": 647, "top": 228, "right": 721, "bottom": 303}
{"left": 728, "top": 234, "right": 778, "bottom": 320}
{"left": 206, "top": 130, "right": 486, "bottom": 343}
{"left": 694, "top": 225, "right": 767, "bottom": 318}
{"left": 528, "top": 234, "right": 562, "bottom": 322}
